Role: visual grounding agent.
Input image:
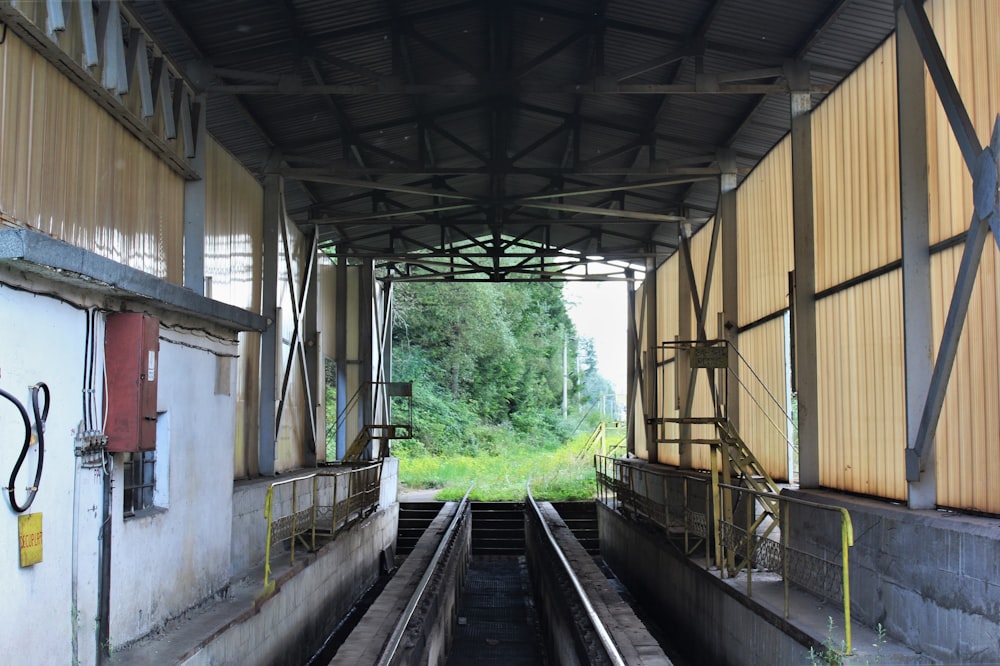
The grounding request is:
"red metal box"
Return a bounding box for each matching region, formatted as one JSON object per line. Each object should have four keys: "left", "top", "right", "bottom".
{"left": 104, "top": 313, "right": 159, "bottom": 452}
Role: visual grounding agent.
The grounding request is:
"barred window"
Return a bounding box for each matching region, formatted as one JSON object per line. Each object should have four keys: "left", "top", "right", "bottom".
{"left": 123, "top": 450, "right": 156, "bottom": 517}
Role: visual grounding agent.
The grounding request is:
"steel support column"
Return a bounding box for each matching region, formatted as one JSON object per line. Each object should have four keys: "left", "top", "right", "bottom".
{"left": 901, "top": 0, "right": 999, "bottom": 483}
{"left": 183, "top": 94, "right": 206, "bottom": 294}
{"left": 335, "top": 259, "right": 348, "bottom": 460}
{"left": 644, "top": 256, "right": 659, "bottom": 463}
{"left": 678, "top": 229, "right": 693, "bottom": 468}
{"left": 305, "top": 231, "right": 322, "bottom": 465}
{"left": 360, "top": 260, "right": 375, "bottom": 457}
{"left": 626, "top": 268, "right": 637, "bottom": 455}
{"left": 719, "top": 150, "right": 739, "bottom": 429}
{"left": 375, "top": 279, "right": 394, "bottom": 453}
{"left": 787, "top": 61, "right": 820, "bottom": 488}
{"left": 259, "top": 175, "right": 281, "bottom": 476}
{"left": 896, "top": 3, "right": 935, "bottom": 507}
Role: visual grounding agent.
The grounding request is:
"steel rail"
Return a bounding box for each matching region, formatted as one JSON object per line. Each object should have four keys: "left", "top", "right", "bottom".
{"left": 377, "top": 486, "right": 473, "bottom": 666}
{"left": 526, "top": 487, "right": 627, "bottom": 666}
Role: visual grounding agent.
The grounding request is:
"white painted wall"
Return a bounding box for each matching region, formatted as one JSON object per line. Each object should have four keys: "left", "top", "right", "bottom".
{"left": 110, "top": 325, "right": 238, "bottom": 646}
{"left": 0, "top": 284, "right": 103, "bottom": 665}
{"left": 0, "top": 277, "right": 242, "bottom": 663}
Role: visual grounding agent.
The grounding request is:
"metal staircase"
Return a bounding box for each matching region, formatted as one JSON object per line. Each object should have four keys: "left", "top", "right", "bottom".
{"left": 334, "top": 381, "right": 414, "bottom": 462}
{"left": 716, "top": 418, "right": 780, "bottom": 574}
{"left": 655, "top": 339, "right": 792, "bottom": 576}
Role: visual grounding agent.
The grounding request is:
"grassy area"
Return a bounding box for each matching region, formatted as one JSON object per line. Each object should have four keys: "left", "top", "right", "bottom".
{"left": 396, "top": 433, "right": 604, "bottom": 501}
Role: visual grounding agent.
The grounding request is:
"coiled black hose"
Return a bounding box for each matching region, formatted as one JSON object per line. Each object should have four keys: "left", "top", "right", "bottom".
{"left": 3, "top": 383, "right": 50, "bottom": 513}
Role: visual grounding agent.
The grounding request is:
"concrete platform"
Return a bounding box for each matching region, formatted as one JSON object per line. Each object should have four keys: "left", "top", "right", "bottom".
{"left": 598, "top": 501, "right": 931, "bottom": 665}
{"left": 109, "top": 503, "right": 397, "bottom": 666}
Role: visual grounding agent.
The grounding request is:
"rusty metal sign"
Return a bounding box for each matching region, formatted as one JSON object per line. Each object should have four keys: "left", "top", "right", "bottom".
{"left": 691, "top": 346, "right": 728, "bottom": 369}
{"left": 18, "top": 513, "right": 42, "bottom": 567}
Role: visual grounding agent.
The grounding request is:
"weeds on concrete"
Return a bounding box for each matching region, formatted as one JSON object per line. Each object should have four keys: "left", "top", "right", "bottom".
{"left": 807, "top": 617, "right": 887, "bottom": 666}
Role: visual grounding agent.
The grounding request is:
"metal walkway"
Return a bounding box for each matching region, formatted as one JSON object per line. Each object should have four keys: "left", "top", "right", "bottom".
{"left": 446, "top": 557, "right": 546, "bottom": 665}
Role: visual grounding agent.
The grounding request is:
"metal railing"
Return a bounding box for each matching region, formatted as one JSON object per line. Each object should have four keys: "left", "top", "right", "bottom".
{"left": 527, "top": 486, "right": 626, "bottom": 666}
{"left": 718, "top": 483, "right": 854, "bottom": 654}
{"left": 595, "top": 455, "right": 713, "bottom": 568}
{"left": 595, "top": 456, "right": 855, "bottom": 654}
{"left": 331, "top": 381, "right": 413, "bottom": 461}
{"left": 262, "top": 462, "right": 382, "bottom": 593}
{"left": 727, "top": 343, "right": 798, "bottom": 468}
{"left": 576, "top": 420, "right": 626, "bottom": 461}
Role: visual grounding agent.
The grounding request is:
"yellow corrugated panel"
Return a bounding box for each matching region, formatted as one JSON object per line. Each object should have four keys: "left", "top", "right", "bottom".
{"left": 816, "top": 271, "right": 907, "bottom": 501}
{"left": 658, "top": 256, "right": 680, "bottom": 466}
{"left": 618, "top": 0, "right": 1000, "bottom": 508}
{"left": 812, "top": 37, "right": 900, "bottom": 292}
{"left": 933, "top": 246, "right": 1000, "bottom": 514}
{"left": 922, "top": 0, "right": 1000, "bottom": 512}
{"left": 736, "top": 139, "right": 793, "bottom": 326}
{"left": 688, "top": 218, "right": 723, "bottom": 339}
{"left": 203, "top": 139, "right": 264, "bottom": 478}
{"left": 0, "top": 33, "right": 183, "bottom": 282}
{"left": 737, "top": 319, "right": 790, "bottom": 482}
{"left": 925, "top": 0, "right": 1000, "bottom": 243}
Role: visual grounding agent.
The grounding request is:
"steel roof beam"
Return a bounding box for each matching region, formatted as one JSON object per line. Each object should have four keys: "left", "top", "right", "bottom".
{"left": 517, "top": 202, "right": 686, "bottom": 223}
{"left": 282, "top": 172, "right": 478, "bottom": 200}
{"left": 512, "top": 175, "right": 715, "bottom": 201}
{"left": 313, "top": 203, "right": 483, "bottom": 224}
{"left": 274, "top": 165, "right": 720, "bottom": 177}
{"left": 207, "top": 80, "right": 831, "bottom": 95}
{"left": 675, "top": 0, "right": 858, "bottom": 210}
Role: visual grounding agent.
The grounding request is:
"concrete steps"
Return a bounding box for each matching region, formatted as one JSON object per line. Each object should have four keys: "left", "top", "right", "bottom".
{"left": 397, "top": 501, "right": 445, "bottom": 555}
{"left": 471, "top": 501, "right": 525, "bottom": 556}
{"left": 551, "top": 501, "right": 600, "bottom": 556}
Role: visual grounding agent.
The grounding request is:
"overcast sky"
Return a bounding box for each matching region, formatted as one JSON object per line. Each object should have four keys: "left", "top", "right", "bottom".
{"left": 563, "top": 280, "right": 628, "bottom": 394}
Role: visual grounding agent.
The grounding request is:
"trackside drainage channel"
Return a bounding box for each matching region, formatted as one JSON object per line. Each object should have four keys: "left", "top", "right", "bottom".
{"left": 317, "top": 498, "right": 676, "bottom": 665}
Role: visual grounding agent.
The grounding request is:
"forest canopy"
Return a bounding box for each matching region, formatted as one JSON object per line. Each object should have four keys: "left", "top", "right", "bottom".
{"left": 391, "top": 281, "right": 611, "bottom": 456}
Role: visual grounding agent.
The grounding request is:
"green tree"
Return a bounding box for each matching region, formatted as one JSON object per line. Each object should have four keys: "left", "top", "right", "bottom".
{"left": 392, "top": 281, "right": 579, "bottom": 454}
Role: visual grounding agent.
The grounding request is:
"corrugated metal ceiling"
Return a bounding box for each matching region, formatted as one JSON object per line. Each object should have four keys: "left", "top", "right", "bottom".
{"left": 130, "top": 0, "right": 896, "bottom": 281}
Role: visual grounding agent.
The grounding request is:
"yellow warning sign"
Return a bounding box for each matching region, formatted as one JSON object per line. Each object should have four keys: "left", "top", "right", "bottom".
{"left": 18, "top": 513, "right": 42, "bottom": 567}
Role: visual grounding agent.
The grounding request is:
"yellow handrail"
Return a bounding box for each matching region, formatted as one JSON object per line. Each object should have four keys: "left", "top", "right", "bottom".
{"left": 719, "top": 482, "right": 855, "bottom": 655}
{"left": 261, "top": 462, "right": 382, "bottom": 594}
{"left": 595, "top": 456, "right": 855, "bottom": 656}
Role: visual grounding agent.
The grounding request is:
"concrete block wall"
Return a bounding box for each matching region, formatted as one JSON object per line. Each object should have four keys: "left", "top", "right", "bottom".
{"left": 598, "top": 503, "right": 814, "bottom": 666}
{"left": 784, "top": 489, "right": 1000, "bottom": 663}
{"left": 232, "top": 475, "right": 285, "bottom": 576}
{"left": 185, "top": 502, "right": 398, "bottom": 666}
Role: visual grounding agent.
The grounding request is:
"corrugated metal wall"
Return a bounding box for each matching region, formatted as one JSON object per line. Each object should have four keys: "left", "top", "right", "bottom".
{"left": 738, "top": 319, "right": 791, "bottom": 482}
{"left": 737, "top": 139, "right": 794, "bottom": 325}
{"left": 816, "top": 271, "right": 907, "bottom": 499}
{"left": 734, "top": 137, "right": 794, "bottom": 482}
{"left": 813, "top": 39, "right": 901, "bottom": 291}
{"left": 809, "top": 35, "right": 908, "bottom": 501}
{"left": 0, "top": 32, "right": 184, "bottom": 282}
{"left": 809, "top": 0, "right": 1000, "bottom": 509}
{"left": 0, "top": 28, "right": 274, "bottom": 478}
{"left": 932, "top": 246, "right": 1000, "bottom": 512}
{"left": 658, "top": 256, "right": 680, "bottom": 466}
{"left": 204, "top": 139, "right": 264, "bottom": 478}
{"left": 636, "top": 0, "right": 1000, "bottom": 512}
{"left": 925, "top": 0, "right": 1000, "bottom": 513}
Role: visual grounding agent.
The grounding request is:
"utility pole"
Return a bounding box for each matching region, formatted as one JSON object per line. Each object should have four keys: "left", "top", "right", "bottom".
{"left": 562, "top": 332, "right": 569, "bottom": 418}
